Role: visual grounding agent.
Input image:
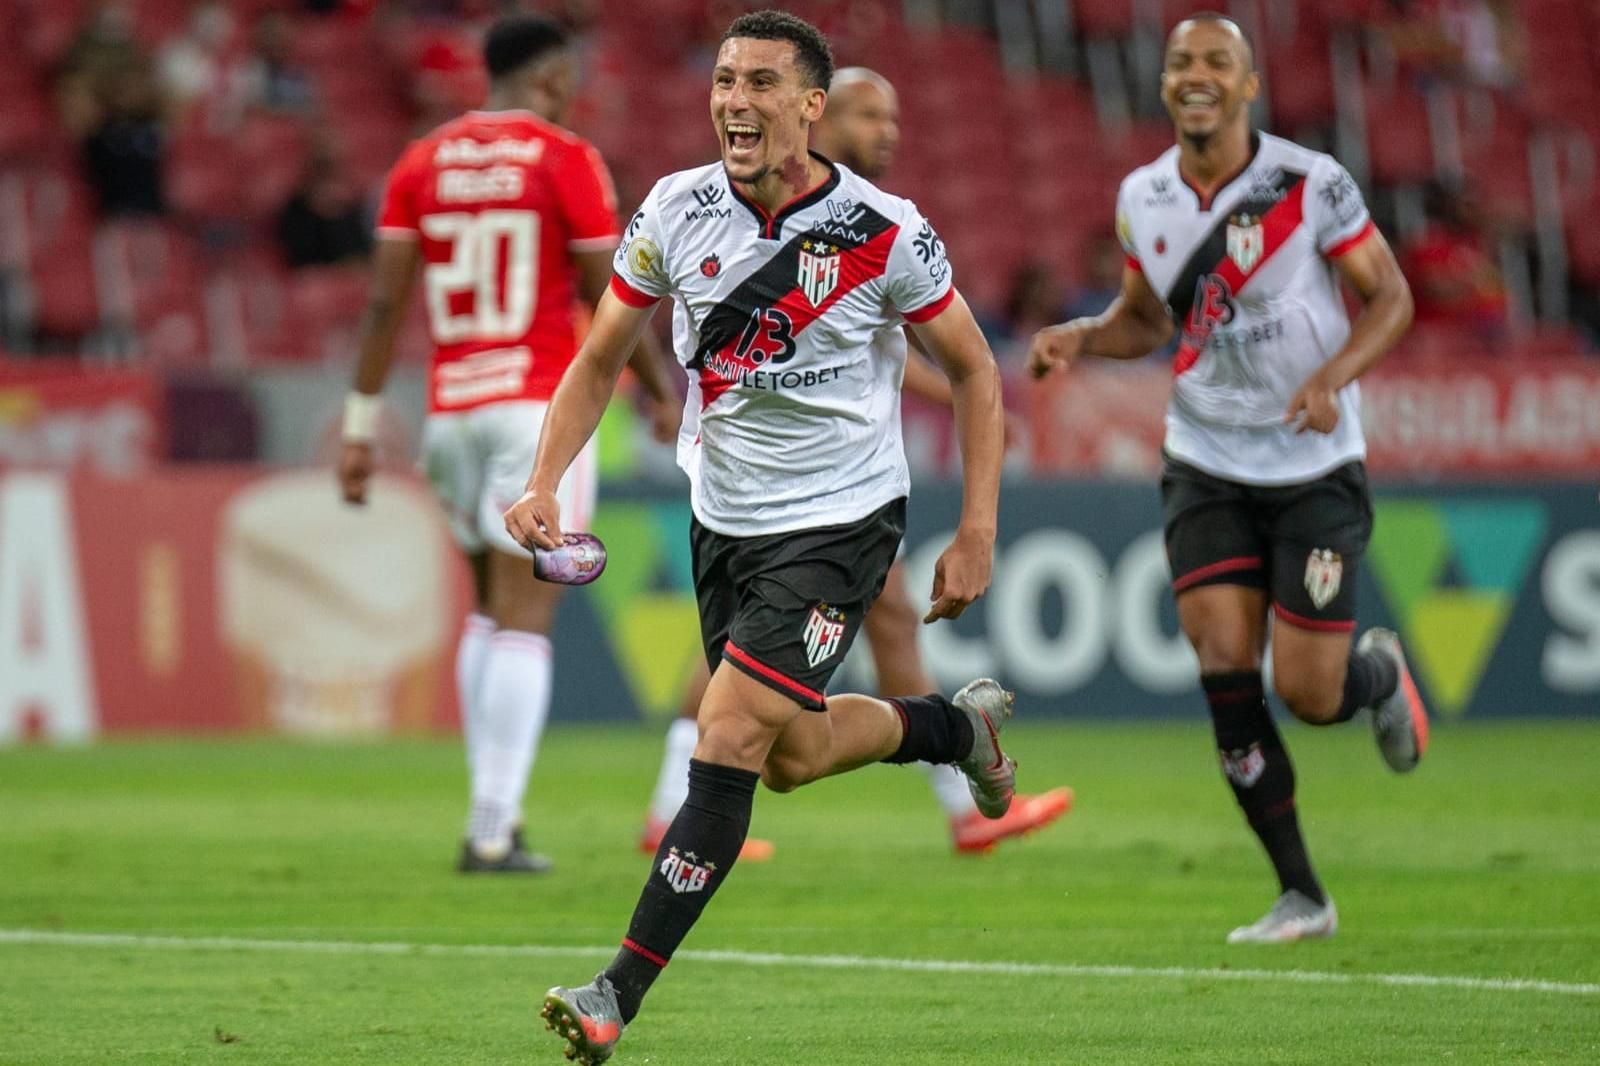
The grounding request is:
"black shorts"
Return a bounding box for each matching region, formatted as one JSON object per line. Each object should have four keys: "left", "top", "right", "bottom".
{"left": 691, "top": 497, "right": 906, "bottom": 710}
{"left": 1160, "top": 455, "right": 1374, "bottom": 632}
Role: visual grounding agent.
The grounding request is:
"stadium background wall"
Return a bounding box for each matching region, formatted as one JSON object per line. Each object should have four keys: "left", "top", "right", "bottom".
{"left": 0, "top": 471, "right": 1595, "bottom": 744}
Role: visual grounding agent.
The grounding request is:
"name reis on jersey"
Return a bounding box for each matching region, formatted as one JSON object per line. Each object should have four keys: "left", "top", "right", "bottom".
{"left": 1116, "top": 132, "right": 1378, "bottom": 486}
{"left": 377, "top": 111, "right": 621, "bottom": 413}
{"left": 612, "top": 159, "right": 953, "bottom": 537}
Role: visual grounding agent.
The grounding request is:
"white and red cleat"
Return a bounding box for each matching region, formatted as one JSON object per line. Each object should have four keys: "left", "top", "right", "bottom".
{"left": 950, "top": 786, "right": 1074, "bottom": 854}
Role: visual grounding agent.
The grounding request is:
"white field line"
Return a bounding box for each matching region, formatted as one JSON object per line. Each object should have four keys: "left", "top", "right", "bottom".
{"left": 2, "top": 929, "right": 1597, "bottom": 998}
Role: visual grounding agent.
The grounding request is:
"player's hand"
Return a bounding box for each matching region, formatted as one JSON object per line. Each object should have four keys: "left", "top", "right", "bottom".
{"left": 647, "top": 396, "right": 682, "bottom": 444}
{"left": 504, "top": 487, "right": 563, "bottom": 551}
{"left": 338, "top": 441, "right": 375, "bottom": 505}
{"left": 1285, "top": 372, "right": 1340, "bottom": 434}
{"left": 924, "top": 526, "right": 994, "bottom": 623}
{"left": 1026, "top": 320, "right": 1092, "bottom": 379}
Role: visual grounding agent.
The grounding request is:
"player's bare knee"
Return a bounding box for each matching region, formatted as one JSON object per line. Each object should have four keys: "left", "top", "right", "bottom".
{"left": 1189, "top": 635, "right": 1260, "bottom": 676}
{"left": 1274, "top": 675, "right": 1342, "bottom": 724}
{"left": 759, "top": 754, "right": 814, "bottom": 793}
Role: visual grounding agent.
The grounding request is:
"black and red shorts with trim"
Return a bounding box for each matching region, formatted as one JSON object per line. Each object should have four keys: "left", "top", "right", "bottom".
{"left": 1160, "top": 454, "right": 1374, "bottom": 633}
{"left": 690, "top": 498, "right": 905, "bottom": 710}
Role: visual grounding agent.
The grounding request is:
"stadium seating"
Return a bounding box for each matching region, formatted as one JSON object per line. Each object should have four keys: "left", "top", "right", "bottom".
{"left": 2, "top": 0, "right": 1597, "bottom": 365}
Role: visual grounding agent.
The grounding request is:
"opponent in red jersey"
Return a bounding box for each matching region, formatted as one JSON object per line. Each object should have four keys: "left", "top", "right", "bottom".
{"left": 338, "top": 15, "right": 674, "bottom": 874}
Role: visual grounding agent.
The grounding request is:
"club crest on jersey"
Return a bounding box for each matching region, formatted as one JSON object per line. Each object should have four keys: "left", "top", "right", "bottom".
{"left": 1221, "top": 744, "right": 1266, "bottom": 788}
{"left": 1227, "top": 213, "right": 1264, "bottom": 273}
{"left": 658, "top": 847, "right": 714, "bottom": 894}
{"left": 1304, "top": 548, "right": 1343, "bottom": 610}
{"left": 802, "top": 603, "right": 846, "bottom": 668}
{"left": 798, "top": 240, "right": 841, "bottom": 307}
{"left": 700, "top": 253, "right": 721, "bottom": 278}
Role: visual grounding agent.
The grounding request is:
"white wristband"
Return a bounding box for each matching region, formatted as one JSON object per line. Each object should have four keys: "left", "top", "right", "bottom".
{"left": 342, "top": 392, "right": 382, "bottom": 442}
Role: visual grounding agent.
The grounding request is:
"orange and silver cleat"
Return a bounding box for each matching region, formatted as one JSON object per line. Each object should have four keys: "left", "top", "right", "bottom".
{"left": 951, "top": 787, "right": 1074, "bottom": 854}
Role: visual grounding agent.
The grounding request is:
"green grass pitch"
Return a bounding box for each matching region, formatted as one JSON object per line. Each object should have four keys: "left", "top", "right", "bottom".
{"left": 2, "top": 721, "right": 1597, "bottom": 1064}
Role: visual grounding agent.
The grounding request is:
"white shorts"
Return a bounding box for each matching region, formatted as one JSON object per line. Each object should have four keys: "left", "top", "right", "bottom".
{"left": 420, "top": 401, "right": 599, "bottom": 559}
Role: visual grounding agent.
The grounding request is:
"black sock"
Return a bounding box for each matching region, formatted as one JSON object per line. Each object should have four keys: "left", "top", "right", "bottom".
{"left": 604, "top": 759, "right": 758, "bottom": 1023}
{"left": 1203, "top": 671, "right": 1325, "bottom": 906}
{"left": 881, "top": 694, "right": 974, "bottom": 765}
{"left": 1325, "top": 645, "right": 1401, "bottom": 723}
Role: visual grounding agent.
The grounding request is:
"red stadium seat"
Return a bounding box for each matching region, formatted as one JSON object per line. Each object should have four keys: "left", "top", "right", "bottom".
{"left": 14, "top": 173, "right": 101, "bottom": 341}
{"left": 1265, "top": 35, "right": 1335, "bottom": 132}
{"left": 0, "top": 78, "right": 56, "bottom": 163}
{"left": 1072, "top": 0, "right": 1138, "bottom": 38}
{"left": 1365, "top": 85, "right": 1435, "bottom": 185}
{"left": 1461, "top": 110, "right": 1533, "bottom": 229}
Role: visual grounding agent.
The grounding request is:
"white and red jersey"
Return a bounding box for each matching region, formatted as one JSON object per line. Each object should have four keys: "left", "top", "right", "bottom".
{"left": 1115, "top": 132, "right": 1377, "bottom": 484}
{"left": 614, "top": 159, "right": 954, "bottom": 537}
{"left": 377, "top": 110, "right": 621, "bottom": 413}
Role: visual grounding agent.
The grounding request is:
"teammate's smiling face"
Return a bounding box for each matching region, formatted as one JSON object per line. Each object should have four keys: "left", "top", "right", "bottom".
{"left": 711, "top": 37, "right": 826, "bottom": 187}
{"left": 1160, "top": 18, "right": 1258, "bottom": 142}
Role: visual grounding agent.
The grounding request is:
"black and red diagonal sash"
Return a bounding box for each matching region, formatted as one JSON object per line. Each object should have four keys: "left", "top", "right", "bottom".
{"left": 1166, "top": 169, "right": 1307, "bottom": 376}
{"left": 690, "top": 206, "right": 900, "bottom": 407}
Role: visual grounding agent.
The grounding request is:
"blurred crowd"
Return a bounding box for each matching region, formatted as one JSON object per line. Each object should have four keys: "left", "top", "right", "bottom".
{"left": 2, "top": 0, "right": 1596, "bottom": 370}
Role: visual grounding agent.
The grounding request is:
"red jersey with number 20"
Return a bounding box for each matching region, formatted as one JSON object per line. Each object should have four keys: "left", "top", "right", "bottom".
{"left": 377, "top": 110, "right": 621, "bottom": 412}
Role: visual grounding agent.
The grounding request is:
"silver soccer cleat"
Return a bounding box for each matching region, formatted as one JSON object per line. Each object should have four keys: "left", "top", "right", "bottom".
{"left": 541, "top": 974, "right": 625, "bottom": 1065}
{"left": 1226, "top": 890, "right": 1339, "bottom": 944}
{"left": 952, "top": 678, "right": 1018, "bottom": 819}
{"left": 1358, "top": 628, "right": 1430, "bottom": 773}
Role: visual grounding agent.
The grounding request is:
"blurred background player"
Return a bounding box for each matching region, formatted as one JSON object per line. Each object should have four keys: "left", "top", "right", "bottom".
{"left": 639, "top": 65, "right": 1071, "bottom": 859}
{"left": 1028, "top": 14, "right": 1427, "bottom": 944}
{"left": 507, "top": 12, "right": 1017, "bottom": 1060}
{"left": 337, "top": 15, "right": 674, "bottom": 875}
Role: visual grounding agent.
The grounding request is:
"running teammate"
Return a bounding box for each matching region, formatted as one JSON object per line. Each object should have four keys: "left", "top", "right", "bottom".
{"left": 638, "top": 66, "right": 1070, "bottom": 859}
{"left": 1029, "top": 13, "right": 1428, "bottom": 943}
{"left": 338, "top": 16, "right": 673, "bottom": 874}
{"left": 504, "top": 12, "right": 1015, "bottom": 1060}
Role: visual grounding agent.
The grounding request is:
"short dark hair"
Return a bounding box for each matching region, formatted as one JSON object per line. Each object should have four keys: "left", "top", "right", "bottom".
{"left": 721, "top": 10, "right": 834, "bottom": 91}
{"left": 1170, "top": 11, "right": 1255, "bottom": 67}
{"left": 483, "top": 15, "right": 568, "bottom": 81}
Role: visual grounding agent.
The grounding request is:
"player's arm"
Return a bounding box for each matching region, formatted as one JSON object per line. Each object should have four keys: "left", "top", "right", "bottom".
{"left": 575, "top": 247, "right": 680, "bottom": 442}
{"left": 902, "top": 328, "right": 1024, "bottom": 450}
{"left": 900, "top": 328, "right": 954, "bottom": 406}
{"left": 907, "top": 291, "right": 1004, "bottom": 623}
{"left": 338, "top": 236, "right": 423, "bottom": 504}
{"left": 504, "top": 285, "right": 658, "bottom": 550}
{"left": 1285, "top": 230, "right": 1414, "bottom": 434}
{"left": 1026, "top": 265, "right": 1173, "bottom": 378}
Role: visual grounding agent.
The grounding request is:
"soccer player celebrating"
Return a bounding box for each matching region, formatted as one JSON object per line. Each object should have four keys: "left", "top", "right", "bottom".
{"left": 338, "top": 16, "right": 674, "bottom": 874}
{"left": 638, "top": 65, "right": 1071, "bottom": 860}
{"left": 1028, "top": 13, "right": 1428, "bottom": 943}
{"left": 504, "top": 12, "right": 1014, "bottom": 1060}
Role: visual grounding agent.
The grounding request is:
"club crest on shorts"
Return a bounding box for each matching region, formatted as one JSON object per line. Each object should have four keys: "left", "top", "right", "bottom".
{"left": 797, "top": 240, "right": 840, "bottom": 306}
{"left": 658, "top": 846, "right": 714, "bottom": 894}
{"left": 1304, "top": 548, "right": 1343, "bottom": 610}
{"left": 1227, "top": 213, "right": 1264, "bottom": 273}
{"left": 1221, "top": 744, "right": 1266, "bottom": 788}
{"left": 802, "top": 603, "right": 846, "bottom": 668}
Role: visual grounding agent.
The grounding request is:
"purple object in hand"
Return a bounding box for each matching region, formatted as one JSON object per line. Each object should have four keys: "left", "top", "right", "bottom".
{"left": 532, "top": 532, "right": 608, "bottom": 586}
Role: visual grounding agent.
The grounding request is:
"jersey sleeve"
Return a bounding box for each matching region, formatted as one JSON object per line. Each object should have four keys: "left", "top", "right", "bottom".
{"left": 1309, "top": 157, "right": 1375, "bottom": 258}
{"left": 554, "top": 141, "right": 622, "bottom": 252}
{"left": 884, "top": 204, "right": 955, "bottom": 323}
{"left": 1115, "top": 179, "right": 1142, "bottom": 272}
{"left": 375, "top": 143, "right": 426, "bottom": 239}
{"left": 610, "top": 181, "right": 671, "bottom": 307}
